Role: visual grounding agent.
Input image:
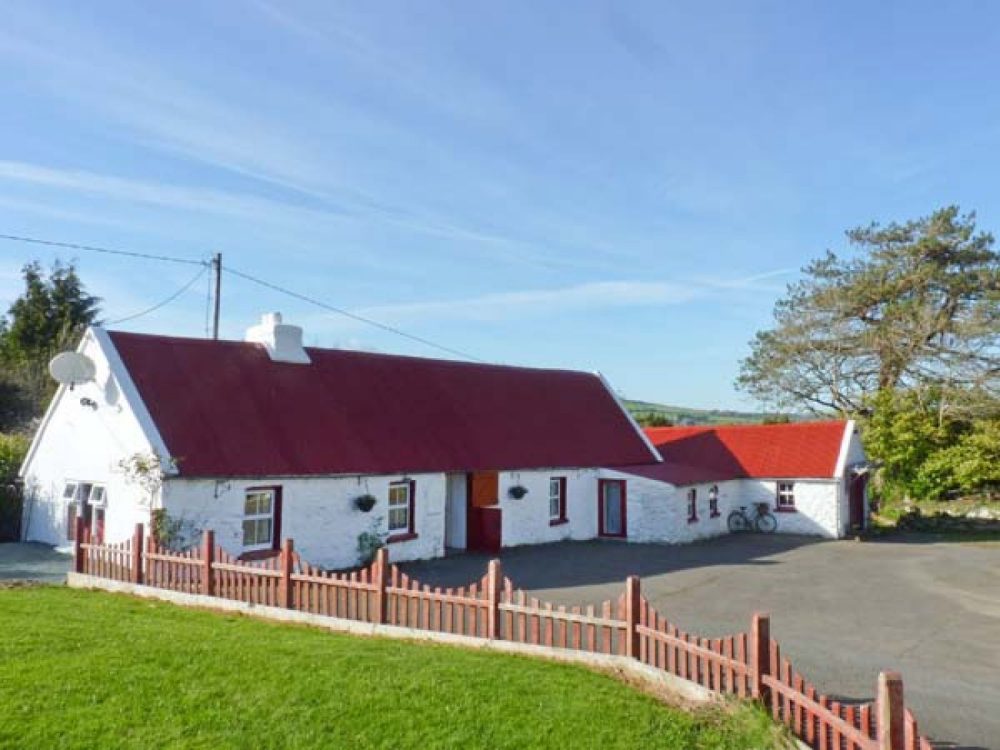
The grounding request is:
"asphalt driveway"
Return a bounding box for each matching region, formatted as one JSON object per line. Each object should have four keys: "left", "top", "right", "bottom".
{"left": 0, "top": 542, "right": 72, "bottom": 583}
{"left": 402, "top": 534, "right": 1000, "bottom": 750}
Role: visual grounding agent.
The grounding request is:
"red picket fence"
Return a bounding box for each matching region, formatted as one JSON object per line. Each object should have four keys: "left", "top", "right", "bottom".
{"left": 73, "top": 520, "right": 934, "bottom": 750}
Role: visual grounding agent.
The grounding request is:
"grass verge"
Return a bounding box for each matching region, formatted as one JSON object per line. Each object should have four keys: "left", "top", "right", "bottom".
{"left": 0, "top": 586, "right": 788, "bottom": 749}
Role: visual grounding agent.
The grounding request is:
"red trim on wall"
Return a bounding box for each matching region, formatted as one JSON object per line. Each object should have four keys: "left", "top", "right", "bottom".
{"left": 597, "top": 479, "right": 627, "bottom": 538}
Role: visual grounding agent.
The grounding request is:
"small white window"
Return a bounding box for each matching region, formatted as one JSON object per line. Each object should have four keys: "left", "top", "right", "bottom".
{"left": 243, "top": 489, "right": 275, "bottom": 548}
{"left": 62, "top": 483, "right": 78, "bottom": 500}
{"left": 776, "top": 482, "right": 795, "bottom": 510}
{"left": 687, "top": 488, "right": 698, "bottom": 522}
{"left": 388, "top": 481, "right": 412, "bottom": 534}
{"left": 709, "top": 485, "right": 719, "bottom": 517}
{"left": 88, "top": 485, "right": 107, "bottom": 507}
{"left": 549, "top": 477, "right": 566, "bottom": 521}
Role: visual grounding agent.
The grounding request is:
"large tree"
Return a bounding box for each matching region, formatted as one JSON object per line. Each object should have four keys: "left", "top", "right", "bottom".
{"left": 0, "top": 260, "right": 100, "bottom": 430}
{"left": 737, "top": 207, "right": 1000, "bottom": 416}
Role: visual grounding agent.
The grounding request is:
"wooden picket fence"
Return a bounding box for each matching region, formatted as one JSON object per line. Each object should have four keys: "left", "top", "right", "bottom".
{"left": 74, "top": 521, "right": 934, "bottom": 750}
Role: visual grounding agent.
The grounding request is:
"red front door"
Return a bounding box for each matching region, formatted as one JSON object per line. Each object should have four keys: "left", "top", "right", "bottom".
{"left": 849, "top": 475, "right": 866, "bottom": 529}
{"left": 466, "top": 472, "right": 502, "bottom": 552}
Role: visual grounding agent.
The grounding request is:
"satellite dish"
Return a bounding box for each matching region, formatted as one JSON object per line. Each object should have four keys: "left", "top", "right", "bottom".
{"left": 48, "top": 351, "right": 96, "bottom": 389}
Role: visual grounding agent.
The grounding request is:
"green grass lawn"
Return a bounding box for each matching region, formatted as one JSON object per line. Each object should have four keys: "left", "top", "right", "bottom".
{"left": 0, "top": 586, "right": 785, "bottom": 750}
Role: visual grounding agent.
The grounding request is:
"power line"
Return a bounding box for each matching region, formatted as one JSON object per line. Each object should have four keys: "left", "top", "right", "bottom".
{"left": 0, "top": 233, "right": 208, "bottom": 267}
{"left": 1, "top": 230, "right": 481, "bottom": 361}
{"left": 224, "top": 266, "right": 484, "bottom": 362}
{"left": 106, "top": 265, "right": 209, "bottom": 325}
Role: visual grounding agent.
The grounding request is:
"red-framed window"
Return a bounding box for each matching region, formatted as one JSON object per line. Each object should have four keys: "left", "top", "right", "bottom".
{"left": 776, "top": 482, "right": 796, "bottom": 512}
{"left": 687, "top": 488, "right": 698, "bottom": 523}
{"left": 709, "top": 485, "right": 720, "bottom": 518}
{"left": 549, "top": 477, "right": 567, "bottom": 525}
{"left": 243, "top": 486, "right": 282, "bottom": 552}
{"left": 388, "top": 479, "right": 417, "bottom": 542}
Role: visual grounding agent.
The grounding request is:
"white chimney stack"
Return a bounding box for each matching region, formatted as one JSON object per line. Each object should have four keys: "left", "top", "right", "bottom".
{"left": 244, "top": 312, "right": 311, "bottom": 364}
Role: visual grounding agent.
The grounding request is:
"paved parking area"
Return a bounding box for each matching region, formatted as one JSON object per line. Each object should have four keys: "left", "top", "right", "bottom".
{"left": 403, "top": 534, "right": 1000, "bottom": 749}
{"left": 0, "top": 542, "right": 72, "bottom": 583}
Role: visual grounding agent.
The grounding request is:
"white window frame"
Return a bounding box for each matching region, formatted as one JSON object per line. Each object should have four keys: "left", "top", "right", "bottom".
{"left": 548, "top": 477, "right": 566, "bottom": 521}
{"left": 242, "top": 488, "right": 276, "bottom": 550}
{"left": 776, "top": 482, "right": 796, "bottom": 510}
{"left": 388, "top": 481, "right": 412, "bottom": 534}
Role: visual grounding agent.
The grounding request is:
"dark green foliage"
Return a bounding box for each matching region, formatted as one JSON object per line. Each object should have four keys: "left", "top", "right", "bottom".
{"left": 738, "top": 207, "right": 999, "bottom": 414}
{"left": 0, "top": 260, "right": 100, "bottom": 432}
{"left": 737, "top": 207, "right": 1000, "bottom": 503}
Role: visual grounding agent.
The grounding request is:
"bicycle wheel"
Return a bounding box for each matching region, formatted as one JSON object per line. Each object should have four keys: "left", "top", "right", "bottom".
{"left": 727, "top": 510, "right": 748, "bottom": 533}
{"left": 755, "top": 511, "right": 778, "bottom": 534}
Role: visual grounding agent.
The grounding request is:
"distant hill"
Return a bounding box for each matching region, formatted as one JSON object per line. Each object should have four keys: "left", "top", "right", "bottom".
{"left": 622, "top": 399, "right": 792, "bottom": 427}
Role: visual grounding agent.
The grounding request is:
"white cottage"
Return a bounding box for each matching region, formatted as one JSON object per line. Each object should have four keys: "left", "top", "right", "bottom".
{"left": 601, "top": 421, "right": 869, "bottom": 543}
{"left": 19, "top": 313, "right": 659, "bottom": 568}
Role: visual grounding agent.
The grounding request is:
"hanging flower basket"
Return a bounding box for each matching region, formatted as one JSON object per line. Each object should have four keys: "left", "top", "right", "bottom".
{"left": 508, "top": 485, "right": 529, "bottom": 499}
{"left": 355, "top": 494, "right": 377, "bottom": 512}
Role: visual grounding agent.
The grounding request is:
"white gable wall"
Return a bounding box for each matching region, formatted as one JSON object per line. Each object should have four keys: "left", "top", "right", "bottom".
{"left": 20, "top": 329, "right": 157, "bottom": 546}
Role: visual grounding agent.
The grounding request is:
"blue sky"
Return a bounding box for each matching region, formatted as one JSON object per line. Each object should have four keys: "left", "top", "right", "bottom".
{"left": 1, "top": 1, "right": 998, "bottom": 409}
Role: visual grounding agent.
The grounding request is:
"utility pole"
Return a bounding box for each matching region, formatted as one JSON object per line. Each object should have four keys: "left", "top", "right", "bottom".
{"left": 211, "top": 252, "right": 222, "bottom": 340}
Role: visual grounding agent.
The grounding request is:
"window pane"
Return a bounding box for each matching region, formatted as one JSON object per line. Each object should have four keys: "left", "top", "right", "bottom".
{"left": 242, "top": 519, "right": 256, "bottom": 546}
{"left": 244, "top": 494, "right": 258, "bottom": 515}
{"left": 388, "top": 507, "right": 408, "bottom": 531}
{"left": 550, "top": 495, "right": 560, "bottom": 518}
{"left": 389, "top": 484, "right": 408, "bottom": 507}
{"left": 257, "top": 493, "right": 272, "bottom": 515}
{"left": 90, "top": 486, "right": 106, "bottom": 504}
{"left": 257, "top": 518, "right": 272, "bottom": 545}
{"left": 63, "top": 483, "right": 77, "bottom": 499}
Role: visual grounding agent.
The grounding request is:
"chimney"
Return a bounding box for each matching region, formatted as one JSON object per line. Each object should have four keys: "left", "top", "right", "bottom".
{"left": 244, "top": 312, "right": 311, "bottom": 364}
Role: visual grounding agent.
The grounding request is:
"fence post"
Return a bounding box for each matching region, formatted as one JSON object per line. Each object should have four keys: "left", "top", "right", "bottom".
{"left": 751, "top": 612, "right": 771, "bottom": 702}
{"left": 279, "top": 537, "right": 294, "bottom": 609}
{"left": 73, "top": 516, "right": 84, "bottom": 574}
{"left": 372, "top": 547, "right": 389, "bottom": 624}
{"left": 202, "top": 530, "right": 215, "bottom": 597}
{"left": 625, "top": 575, "right": 640, "bottom": 659}
{"left": 131, "top": 523, "right": 144, "bottom": 584}
{"left": 487, "top": 559, "right": 502, "bottom": 640}
{"left": 877, "top": 671, "right": 904, "bottom": 750}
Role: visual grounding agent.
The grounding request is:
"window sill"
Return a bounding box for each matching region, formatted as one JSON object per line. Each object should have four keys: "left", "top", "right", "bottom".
{"left": 549, "top": 518, "right": 569, "bottom": 527}
{"left": 239, "top": 548, "right": 279, "bottom": 561}
{"left": 687, "top": 517, "right": 699, "bottom": 524}
{"left": 387, "top": 532, "right": 419, "bottom": 544}
{"left": 774, "top": 507, "right": 798, "bottom": 513}
{"left": 709, "top": 511, "right": 721, "bottom": 518}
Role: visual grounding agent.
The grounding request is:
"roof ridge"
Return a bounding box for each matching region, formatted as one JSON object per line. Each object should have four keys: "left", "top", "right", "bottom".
{"left": 105, "top": 328, "right": 593, "bottom": 377}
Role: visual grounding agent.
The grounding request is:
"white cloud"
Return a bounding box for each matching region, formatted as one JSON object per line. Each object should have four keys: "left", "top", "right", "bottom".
{"left": 308, "top": 269, "right": 790, "bottom": 330}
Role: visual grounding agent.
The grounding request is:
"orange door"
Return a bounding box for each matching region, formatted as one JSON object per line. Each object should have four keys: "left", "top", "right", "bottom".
{"left": 469, "top": 471, "right": 499, "bottom": 507}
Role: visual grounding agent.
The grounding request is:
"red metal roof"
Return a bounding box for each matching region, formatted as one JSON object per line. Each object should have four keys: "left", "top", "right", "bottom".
{"left": 108, "top": 331, "right": 657, "bottom": 478}
{"left": 620, "top": 421, "right": 849, "bottom": 486}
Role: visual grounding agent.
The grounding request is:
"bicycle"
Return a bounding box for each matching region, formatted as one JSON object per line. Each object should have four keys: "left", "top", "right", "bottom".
{"left": 727, "top": 502, "right": 778, "bottom": 533}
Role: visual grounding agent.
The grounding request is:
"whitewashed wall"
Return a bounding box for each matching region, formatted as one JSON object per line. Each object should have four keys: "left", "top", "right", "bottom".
{"left": 20, "top": 330, "right": 155, "bottom": 546}
{"left": 601, "top": 471, "right": 846, "bottom": 542}
{"left": 737, "top": 479, "right": 841, "bottom": 537}
{"left": 161, "top": 473, "right": 448, "bottom": 570}
{"left": 497, "top": 469, "right": 600, "bottom": 547}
